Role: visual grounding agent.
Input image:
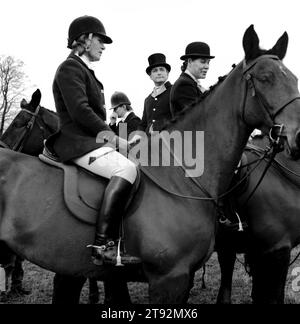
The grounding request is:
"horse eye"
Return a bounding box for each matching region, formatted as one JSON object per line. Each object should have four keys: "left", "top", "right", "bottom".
{"left": 257, "top": 72, "right": 274, "bottom": 83}
{"left": 258, "top": 75, "right": 269, "bottom": 82}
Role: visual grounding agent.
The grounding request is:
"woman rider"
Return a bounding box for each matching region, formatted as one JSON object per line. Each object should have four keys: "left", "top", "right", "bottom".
{"left": 47, "top": 15, "right": 140, "bottom": 265}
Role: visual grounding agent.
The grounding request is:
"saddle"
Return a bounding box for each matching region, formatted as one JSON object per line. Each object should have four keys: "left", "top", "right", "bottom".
{"left": 38, "top": 153, "right": 140, "bottom": 225}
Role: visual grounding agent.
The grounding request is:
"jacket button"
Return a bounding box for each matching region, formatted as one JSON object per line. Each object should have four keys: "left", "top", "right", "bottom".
{"left": 153, "top": 108, "right": 156, "bottom": 111}
{"left": 155, "top": 98, "right": 158, "bottom": 101}
{"left": 152, "top": 119, "right": 155, "bottom": 122}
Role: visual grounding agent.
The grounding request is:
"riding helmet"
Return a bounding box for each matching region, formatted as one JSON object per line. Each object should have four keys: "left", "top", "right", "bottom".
{"left": 110, "top": 92, "right": 131, "bottom": 110}
{"left": 67, "top": 15, "right": 112, "bottom": 49}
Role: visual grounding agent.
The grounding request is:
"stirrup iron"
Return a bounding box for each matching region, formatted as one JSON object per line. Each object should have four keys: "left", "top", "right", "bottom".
{"left": 116, "top": 238, "right": 124, "bottom": 267}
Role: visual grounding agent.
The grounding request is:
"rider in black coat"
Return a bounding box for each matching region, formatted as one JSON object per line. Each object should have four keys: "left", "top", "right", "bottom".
{"left": 170, "top": 42, "right": 215, "bottom": 117}
{"left": 47, "top": 15, "right": 140, "bottom": 266}
{"left": 129, "top": 53, "right": 172, "bottom": 145}
{"left": 108, "top": 92, "right": 141, "bottom": 140}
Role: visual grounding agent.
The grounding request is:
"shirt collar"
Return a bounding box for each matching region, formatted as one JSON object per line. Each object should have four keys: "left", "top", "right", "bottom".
{"left": 184, "top": 70, "right": 206, "bottom": 93}
{"left": 75, "top": 53, "right": 93, "bottom": 69}
{"left": 184, "top": 70, "right": 199, "bottom": 83}
{"left": 120, "top": 111, "right": 132, "bottom": 122}
{"left": 151, "top": 81, "right": 167, "bottom": 98}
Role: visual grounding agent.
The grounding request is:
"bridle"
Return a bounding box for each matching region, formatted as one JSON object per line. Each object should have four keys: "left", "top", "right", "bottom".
{"left": 242, "top": 55, "right": 300, "bottom": 150}
{"left": 0, "top": 104, "right": 42, "bottom": 152}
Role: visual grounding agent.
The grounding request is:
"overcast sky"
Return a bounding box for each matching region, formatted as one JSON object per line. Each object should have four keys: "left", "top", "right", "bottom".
{"left": 1, "top": 0, "right": 300, "bottom": 118}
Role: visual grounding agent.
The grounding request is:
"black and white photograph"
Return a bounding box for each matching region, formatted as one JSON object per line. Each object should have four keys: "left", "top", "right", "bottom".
{"left": 0, "top": 0, "right": 300, "bottom": 310}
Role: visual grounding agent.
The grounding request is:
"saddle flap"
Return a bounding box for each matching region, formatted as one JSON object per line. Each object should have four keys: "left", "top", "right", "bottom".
{"left": 38, "top": 154, "right": 141, "bottom": 225}
{"left": 39, "top": 154, "right": 104, "bottom": 224}
{"left": 78, "top": 170, "right": 108, "bottom": 210}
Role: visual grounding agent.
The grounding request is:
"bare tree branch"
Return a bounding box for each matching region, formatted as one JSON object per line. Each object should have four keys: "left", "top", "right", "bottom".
{"left": 0, "top": 55, "right": 29, "bottom": 135}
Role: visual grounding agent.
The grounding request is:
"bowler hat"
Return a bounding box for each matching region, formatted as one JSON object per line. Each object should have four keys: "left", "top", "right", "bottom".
{"left": 180, "top": 42, "right": 215, "bottom": 60}
{"left": 110, "top": 91, "right": 131, "bottom": 110}
{"left": 146, "top": 53, "right": 171, "bottom": 75}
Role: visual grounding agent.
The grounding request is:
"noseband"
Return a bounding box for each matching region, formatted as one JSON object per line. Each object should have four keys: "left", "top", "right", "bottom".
{"left": 0, "top": 104, "right": 41, "bottom": 152}
{"left": 242, "top": 55, "right": 300, "bottom": 150}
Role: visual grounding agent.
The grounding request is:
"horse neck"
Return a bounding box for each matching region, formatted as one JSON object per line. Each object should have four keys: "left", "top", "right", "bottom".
{"left": 40, "top": 107, "right": 59, "bottom": 132}
{"left": 0, "top": 107, "right": 58, "bottom": 157}
{"left": 24, "top": 108, "right": 58, "bottom": 156}
{"left": 174, "top": 64, "right": 252, "bottom": 197}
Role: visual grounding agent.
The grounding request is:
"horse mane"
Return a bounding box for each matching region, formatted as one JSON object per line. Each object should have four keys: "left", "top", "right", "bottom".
{"left": 159, "top": 68, "right": 233, "bottom": 132}
{"left": 38, "top": 106, "right": 59, "bottom": 132}
{"left": 162, "top": 47, "right": 276, "bottom": 133}
{"left": 40, "top": 106, "right": 58, "bottom": 118}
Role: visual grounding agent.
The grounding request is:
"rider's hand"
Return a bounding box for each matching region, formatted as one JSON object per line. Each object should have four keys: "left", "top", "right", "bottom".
{"left": 128, "top": 134, "right": 142, "bottom": 145}
{"left": 116, "top": 137, "right": 129, "bottom": 151}
{"left": 109, "top": 112, "right": 118, "bottom": 125}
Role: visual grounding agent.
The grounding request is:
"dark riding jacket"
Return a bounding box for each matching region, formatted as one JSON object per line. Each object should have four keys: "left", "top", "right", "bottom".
{"left": 170, "top": 73, "right": 205, "bottom": 118}
{"left": 138, "top": 81, "right": 172, "bottom": 134}
{"left": 110, "top": 111, "right": 141, "bottom": 140}
{"left": 49, "top": 54, "right": 113, "bottom": 162}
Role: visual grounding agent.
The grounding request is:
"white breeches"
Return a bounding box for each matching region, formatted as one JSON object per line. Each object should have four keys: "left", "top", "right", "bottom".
{"left": 73, "top": 147, "right": 137, "bottom": 184}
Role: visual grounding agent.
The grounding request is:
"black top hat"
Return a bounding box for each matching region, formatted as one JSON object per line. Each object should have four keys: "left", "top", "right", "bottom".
{"left": 146, "top": 53, "right": 171, "bottom": 75}
{"left": 180, "top": 42, "right": 215, "bottom": 60}
{"left": 110, "top": 91, "right": 131, "bottom": 110}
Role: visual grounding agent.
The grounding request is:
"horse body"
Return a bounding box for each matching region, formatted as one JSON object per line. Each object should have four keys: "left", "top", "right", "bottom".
{"left": 0, "top": 93, "right": 120, "bottom": 302}
{"left": 0, "top": 25, "right": 300, "bottom": 303}
{"left": 0, "top": 152, "right": 96, "bottom": 276}
{"left": 246, "top": 159, "right": 300, "bottom": 251}
{"left": 122, "top": 79, "right": 251, "bottom": 302}
{"left": 217, "top": 135, "right": 300, "bottom": 304}
{"left": 128, "top": 174, "right": 216, "bottom": 262}
{"left": 0, "top": 62, "right": 248, "bottom": 299}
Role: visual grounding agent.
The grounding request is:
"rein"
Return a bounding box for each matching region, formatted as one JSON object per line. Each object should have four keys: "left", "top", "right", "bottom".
{"left": 0, "top": 140, "right": 9, "bottom": 149}
{"left": 241, "top": 146, "right": 278, "bottom": 206}
{"left": 247, "top": 141, "right": 300, "bottom": 182}
{"left": 142, "top": 141, "right": 274, "bottom": 203}
{"left": 272, "top": 158, "right": 300, "bottom": 179}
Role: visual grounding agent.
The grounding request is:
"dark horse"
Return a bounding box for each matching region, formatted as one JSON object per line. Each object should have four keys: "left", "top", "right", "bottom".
{"left": 0, "top": 25, "right": 300, "bottom": 304}
{"left": 0, "top": 91, "right": 59, "bottom": 299}
{"left": 216, "top": 134, "right": 300, "bottom": 304}
{"left": 0, "top": 94, "right": 59, "bottom": 154}
{"left": 0, "top": 90, "right": 103, "bottom": 304}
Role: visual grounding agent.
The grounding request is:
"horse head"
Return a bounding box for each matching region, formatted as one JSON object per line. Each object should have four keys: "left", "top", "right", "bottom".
{"left": 242, "top": 24, "right": 300, "bottom": 159}
{"left": 0, "top": 89, "right": 59, "bottom": 155}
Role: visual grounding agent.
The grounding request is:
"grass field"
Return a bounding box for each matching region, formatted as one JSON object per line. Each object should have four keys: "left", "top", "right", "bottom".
{"left": 1, "top": 247, "right": 300, "bottom": 304}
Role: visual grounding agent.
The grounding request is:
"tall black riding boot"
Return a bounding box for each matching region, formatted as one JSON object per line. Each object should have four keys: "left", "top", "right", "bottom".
{"left": 90, "top": 176, "right": 141, "bottom": 266}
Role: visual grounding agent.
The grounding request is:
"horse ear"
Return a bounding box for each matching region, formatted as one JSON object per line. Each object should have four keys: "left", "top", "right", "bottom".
{"left": 243, "top": 24, "right": 260, "bottom": 62}
{"left": 269, "top": 32, "right": 288, "bottom": 60}
{"left": 30, "top": 89, "right": 42, "bottom": 108}
{"left": 20, "top": 99, "right": 28, "bottom": 108}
